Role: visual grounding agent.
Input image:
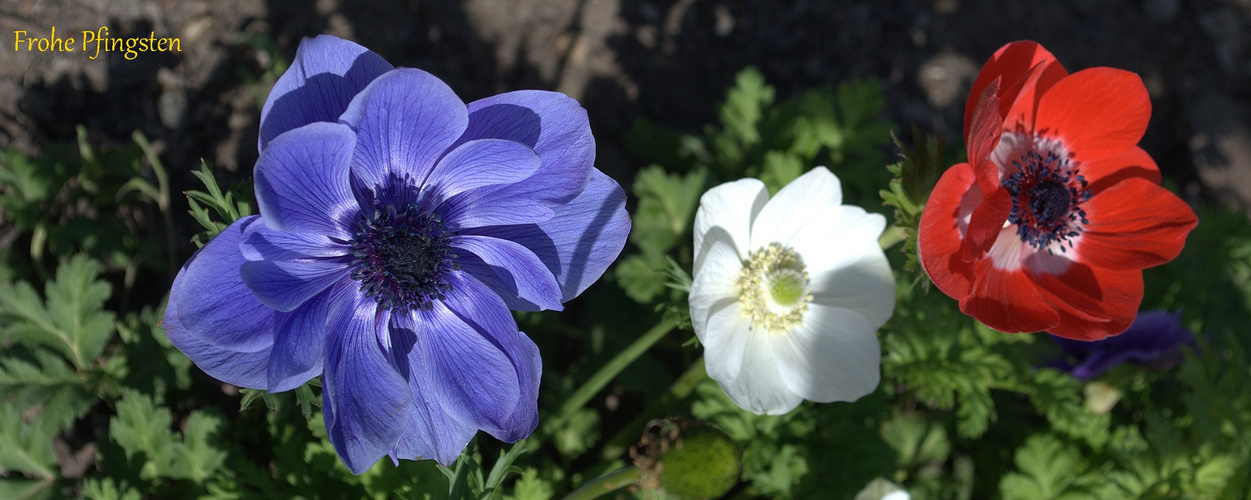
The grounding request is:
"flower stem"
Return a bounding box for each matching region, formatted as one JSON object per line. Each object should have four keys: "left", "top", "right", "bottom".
{"left": 562, "top": 466, "right": 642, "bottom": 500}
{"left": 554, "top": 318, "right": 677, "bottom": 427}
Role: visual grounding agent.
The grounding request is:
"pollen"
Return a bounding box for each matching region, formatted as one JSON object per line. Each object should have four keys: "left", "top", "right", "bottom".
{"left": 350, "top": 202, "right": 459, "bottom": 312}
{"left": 1002, "top": 148, "right": 1092, "bottom": 254}
{"left": 737, "top": 243, "right": 812, "bottom": 335}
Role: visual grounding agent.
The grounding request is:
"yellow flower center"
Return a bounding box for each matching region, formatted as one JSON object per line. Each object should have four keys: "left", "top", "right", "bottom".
{"left": 737, "top": 243, "right": 811, "bottom": 335}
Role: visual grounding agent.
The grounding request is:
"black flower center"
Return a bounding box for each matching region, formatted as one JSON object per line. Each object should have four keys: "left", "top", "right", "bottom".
{"left": 350, "top": 203, "right": 458, "bottom": 311}
{"left": 1002, "top": 150, "right": 1092, "bottom": 253}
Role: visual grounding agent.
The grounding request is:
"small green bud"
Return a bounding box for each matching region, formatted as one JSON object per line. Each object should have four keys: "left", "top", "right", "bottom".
{"left": 632, "top": 418, "right": 742, "bottom": 499}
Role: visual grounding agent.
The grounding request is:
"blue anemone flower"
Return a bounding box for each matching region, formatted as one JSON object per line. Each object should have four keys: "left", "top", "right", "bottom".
{"left": 1050, "top": 310, "right": 1196, "bottom": 380}
{"left": 163, "top": 35, "right": 630, "bottom": 474}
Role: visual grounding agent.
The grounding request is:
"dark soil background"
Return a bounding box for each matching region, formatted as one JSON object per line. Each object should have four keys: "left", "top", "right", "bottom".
{"left": 2, "top": 0, "right": 1250, "bottom": 229}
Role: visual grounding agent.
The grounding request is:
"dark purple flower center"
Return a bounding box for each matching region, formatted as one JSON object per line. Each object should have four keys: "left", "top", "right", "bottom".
{"left": 350, "top": 203, "right": 458, "bottom": 311}
{"left": 1002, "top": 150, "right": 1092, "bottom": 253}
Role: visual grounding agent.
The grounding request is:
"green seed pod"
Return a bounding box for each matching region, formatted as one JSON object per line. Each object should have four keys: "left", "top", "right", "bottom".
{"left": 633, "top": 419, "right": 742, "bottom": 499}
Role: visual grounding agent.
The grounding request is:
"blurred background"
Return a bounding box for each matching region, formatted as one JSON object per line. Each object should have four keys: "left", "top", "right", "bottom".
{"left": 2, "top": 0, "right": 1248, "bottom": 213}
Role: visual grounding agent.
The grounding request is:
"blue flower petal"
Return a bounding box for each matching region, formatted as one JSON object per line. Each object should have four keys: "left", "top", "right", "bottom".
{"left": 255, "top": 122, "right": 359, "bottom": 239}
{"left": 468, "top": 168, "right": 629, "bottom": 304}
{"left": 259, "top": 35, "right": 392, "bottom": 151}
{"left": 437, "top": 271, "right": 540, "bottom": 440}
{"left": 458, "top": 90, "right": 594, "bottom": 204}
{"left": 387, "top": 393, "right": 477, "bottom": 466}
{"left": 1052, "top": 310, "right": 1195, "bottom": 380}
{"left": 266, "top": 289, "right": 331, "bottom": 392}
{"left": 164, "top": 277, "right": 272, "bottom": 390}
{"left": 387, "top": 312, "right": 478, "bottom": 466}
{"left": 239, "top": 220, "right": 351, "bottom": 262}
{"left": 340, "top": 69, "right": 468, "bottom": 197}
{"left": 419, "top": 139, "right": 543, "bottom": 212}
{"left": 168, "top": 216, "right": 279, "bottom": 353}
{"left": 239, "top": 258, "right": 350, "bottom": 313}
{"left": 322, "top": 288, "right": 412, "bottom": 475}
{"left": 436, "top": 183, "right": 557, "bottom": 229}
{"left": 452, "top": 235, "right": 564, "bottom": 312}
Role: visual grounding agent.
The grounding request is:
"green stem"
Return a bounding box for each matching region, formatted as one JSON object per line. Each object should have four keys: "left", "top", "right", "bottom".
{"left": 599, "top": 356, "right": 708, "bottom": 461}
{"left": 562, "top": 466, "right": 643, "bottom": 500}
{"left": 878, "top": 224, "right": 907, "bottom": 249}
{"left": 553, "top": 318, "right": 677, "bottom": 426}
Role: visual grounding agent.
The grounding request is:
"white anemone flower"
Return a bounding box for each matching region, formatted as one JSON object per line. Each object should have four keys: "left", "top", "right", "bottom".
{"left": 689, "top": 167, "right": 895, "bottom": 415}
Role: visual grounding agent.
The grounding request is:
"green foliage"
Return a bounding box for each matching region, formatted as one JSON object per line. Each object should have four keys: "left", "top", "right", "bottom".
{"left": 109, "top": 392, "right": 227, "bottom": 483}
{"left": 880, "top": 125, "right": 950, "bottom": 279}
{"left": 184, "top": 160, "right": 254, "bottom": 246}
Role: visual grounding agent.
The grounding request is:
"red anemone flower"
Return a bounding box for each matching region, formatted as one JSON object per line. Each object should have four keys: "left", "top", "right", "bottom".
{"left": 918, "top": 41, "right": 1198, "bottom": 341}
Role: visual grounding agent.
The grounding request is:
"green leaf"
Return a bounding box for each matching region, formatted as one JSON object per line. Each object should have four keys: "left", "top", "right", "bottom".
{"left": 109, "top": 392, "right": 176, "bottom": 479}
{"left": 629, "top": 165, "right": 707, "bottom": 260}
{"left": 0, "top": 255, "right": 114, "bottom": 369}
{"left": 0, "top": 406, "right": 58, "bottom": 480}
{"left": 79, "top": 478, "right": 141, "bottom": 500}
{"left": 505, "top": 469, "right": 553, "bottom": 500}
{"left": 615, "top": 255, "right": 669, "bottom": 303}
{"left": 166, "top": 412, "right": 227, "bottom": 483}
{"left": 0, "top": 348, "right": 95, "bottom": 432}
{"left": 999, "top": 435, "right": 1100, "bottom": 500}
{"left": 717, "top": 67, "right": 775, "bottom": 157}
{"left": 0, "top": 479, "right": 57, "bottom": 500}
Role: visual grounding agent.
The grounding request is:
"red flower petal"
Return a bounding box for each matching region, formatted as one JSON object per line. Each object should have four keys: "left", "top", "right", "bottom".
{"left": 961, "top": 184, "right": 1012, "bottom": 262}
{"left": 959, "top": 259, "right": 1060, "bottom": 333}
{"left": 1028, "top": 262, "right": 1143, "bottom": 334}
{"left": 965, "top": 40, "right": 1067, "bottom": 138}
{"left": 919, "top": 162, "right": 978, "bottom": 298}
{"left": 1081, "top": 146, "right": 1161, "bottom": 195}
{"left": 1042, "top": 268, "right": 1142, "bottom": 340}
{"left": 968, "top": 81, "right": 1004, "bottom": 194}
{"left": 1034, "top": 68, "right": 1151, "bottom": 163}
{"left": 1078, "top": 178, "right": 1198, "bottom": 270}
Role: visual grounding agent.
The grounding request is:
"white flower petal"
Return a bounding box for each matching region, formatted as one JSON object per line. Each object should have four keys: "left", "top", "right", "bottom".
{"left": 717, "top": 331, "right": 803, "bottom": 415}
{"left": 774, "top": 303, "right": 881, "bottom": 402}
{"left": 689, "top": 239, "right": 743, "bottom": 338}
{"left": 789, "top": 207, "right": 895, "bottom": 328}
{"left": 788, "top": 206, "right": 886, "bottom": 274}
{"left": 693, "top": 177, "right": 768, "bottom": 271}
{"left": 807, "top": 251, "right": 896, "bottom": 328}
{"left": 701, "top": 302, "right": 753, "bottom": 382}
{"left": 751, "top": 167, "right": 842, "bottom": 248}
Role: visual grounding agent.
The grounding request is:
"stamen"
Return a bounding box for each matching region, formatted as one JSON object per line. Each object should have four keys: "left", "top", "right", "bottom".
{"left": 350, "top": 202, "right": 458, "bottom": 311}
{"left": 1002, "top": 149, "right": 1092, "bottom": 253}
{"left": 737, "top": 243, "right": 812, "bottom": 335}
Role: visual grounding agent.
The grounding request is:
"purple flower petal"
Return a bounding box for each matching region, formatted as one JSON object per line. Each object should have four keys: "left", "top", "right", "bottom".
{"left": 259, "top": 35, "right": 392, "bottom": 151}
{"left": 452, "top": 235, "right": 564, "bottom": 312}
{"left": 387, "top": 387, "right": 477, "bottom": 466}
{"left": 468, "top": 168, "right": 629, "bottom": 304}
{"left": 255, "top": 122, "right": 359, "bottom": 239}
{"left": 437, "top": 271, "right": 541, "bottom": 439}
{"left": 340, "top": 69, "right": 469, "bottom": 197}
{"left": 436, "top": 183, "right": 557, "bottom": 229}
{"left": 389, "top": 271, "right": 538, "bottom": 441}
{"left": 266, "top": 289, "right": 331, "bottom": 392}
{"left": 1052, "top": 310, "right": 1195, "bottom": 380}
{"left": 419, "top": 139, "right": 543, "bottom": 213}
{"left": 239, "top": 220, "right": 351, "bottom": 261}
{"left": 458, "top": 90, "right": 594, "bottom": 204}
{"left": 322, "top": 289, "right": 412, "bottom": 475}
{"left": 164, "top": 278, "right": 272, "bottom": 390}
{"left": 239, "top": 258, "right": 350, "bottom": 312}
{"left": 168, "top": 216, "right": 279, "bottom": 353}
